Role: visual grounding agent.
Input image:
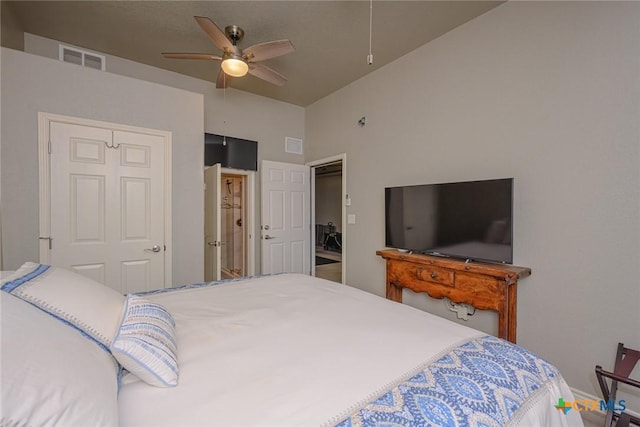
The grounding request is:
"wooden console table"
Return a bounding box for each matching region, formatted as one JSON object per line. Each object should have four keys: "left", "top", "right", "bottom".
{"left": 377, "top": 249, "right": 531, "bottom": 343}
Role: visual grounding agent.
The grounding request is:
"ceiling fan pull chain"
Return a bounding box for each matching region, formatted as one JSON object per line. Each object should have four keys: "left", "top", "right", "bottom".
{"left": 223, "top": 74, "right": 227, "bottom": 146}
{"left": 367, "top": 0, "right": 374, "bottom": 65}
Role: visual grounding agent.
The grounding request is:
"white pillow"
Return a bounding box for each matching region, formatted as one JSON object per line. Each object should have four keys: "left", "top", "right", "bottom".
{"left": 0, "top": 292, "right": 119, "bottom": 426}
{"left": 0, "top": 262, "right": 124, "bottom": 349}
{"left": 112, "top": 295, "right": 179, "bottom": 387}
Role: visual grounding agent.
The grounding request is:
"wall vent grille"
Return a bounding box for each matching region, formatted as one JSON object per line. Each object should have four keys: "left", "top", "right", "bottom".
{"left": 59, "top": 45, "right": 105, "bottom": 71}
{"left": 285, "top": 137, "right": 303, "bottom": 155}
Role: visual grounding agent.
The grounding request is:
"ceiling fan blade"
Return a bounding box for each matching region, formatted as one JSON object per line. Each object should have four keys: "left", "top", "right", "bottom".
{"left": 194, "top": 16, "right": 234, "bottom": 52}
{"left": 244, "top": 40, "right": 294, "bottom": 62}
{"left": 162, "top": 53, "right": 222, "bottom": 61}
{"left": 248, "top": 63, "right": 287, "bottom": 86}
{"left": 216, "top": 68, "right": 231, "bottom": 89}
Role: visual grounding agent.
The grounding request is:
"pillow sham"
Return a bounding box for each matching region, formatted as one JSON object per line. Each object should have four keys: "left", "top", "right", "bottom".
{"left": 0, "top": 262, "right": 124, "bottom": 350}
{"left": 1, "top": 292, "right": 119, "bottom": 426}
{"left": 111, "top": 294, "right": 179, "bottom": 387}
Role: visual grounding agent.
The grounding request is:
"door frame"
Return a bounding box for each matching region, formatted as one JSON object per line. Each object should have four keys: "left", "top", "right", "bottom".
{"left": 220, "top": 167, "right": 256, "bottom": 277}
{"left": 204, "top": 164, "right": 222, "bottom": 282}
{"left": 307, "top": 153, "right": 347, "bottom": 284}
{"left": 38, "top": 112, "right": 173, "bottom": 286}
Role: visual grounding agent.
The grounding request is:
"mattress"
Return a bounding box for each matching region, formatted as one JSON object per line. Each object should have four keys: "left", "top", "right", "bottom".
{"left": 118, "top": 274, "right": 583, "bottom": 426}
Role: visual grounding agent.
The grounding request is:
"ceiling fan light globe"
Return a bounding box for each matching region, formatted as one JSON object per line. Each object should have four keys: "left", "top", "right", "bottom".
{"left": 221, "top": 58, "right": 248, "bottom": 77}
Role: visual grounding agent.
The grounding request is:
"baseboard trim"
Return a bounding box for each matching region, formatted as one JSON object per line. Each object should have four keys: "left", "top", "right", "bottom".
{"left": 571, "top": 387, "right": 640, "bottom": 420}
{"left": 571, "top": 387, "right": 600, "bottom": 402}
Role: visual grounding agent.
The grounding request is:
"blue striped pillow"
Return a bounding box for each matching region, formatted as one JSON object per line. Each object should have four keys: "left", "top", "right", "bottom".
{"left": 111, "top": 295, "right": 178, "bottom": 387}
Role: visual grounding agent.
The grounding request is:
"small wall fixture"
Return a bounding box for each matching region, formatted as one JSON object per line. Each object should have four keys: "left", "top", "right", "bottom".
{"left": 358, "top": 116, "right": 366, "bottom": 127}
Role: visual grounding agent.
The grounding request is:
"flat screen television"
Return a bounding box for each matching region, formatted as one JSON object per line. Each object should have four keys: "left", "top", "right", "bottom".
{"left": 385, "top": 178, "right": 513, "bottom": 264}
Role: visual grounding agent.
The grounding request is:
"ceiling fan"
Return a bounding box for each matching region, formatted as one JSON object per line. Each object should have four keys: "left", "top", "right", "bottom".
{"left": 162, "top": 16, "right": 294, "bottom": 88}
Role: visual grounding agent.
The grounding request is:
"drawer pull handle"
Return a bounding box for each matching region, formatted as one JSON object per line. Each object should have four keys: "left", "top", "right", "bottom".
{"left": 431, "top": 272, "right": 438, "bottom": 279}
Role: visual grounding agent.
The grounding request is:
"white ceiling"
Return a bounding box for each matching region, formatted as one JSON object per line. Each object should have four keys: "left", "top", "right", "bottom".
{"left": 2, "top": 1, "right": 503, "bottom": 106}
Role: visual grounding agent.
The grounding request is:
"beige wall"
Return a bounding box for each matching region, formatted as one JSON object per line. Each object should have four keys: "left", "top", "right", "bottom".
{"left": 12, "top": 34, "right": 305, "bottom": 276}
{"left": 23, "top": 33, "right": 305, "bottom": 165}
{"left": 306, "top": 1, "right": 640, "bottom": 401}
{"left": 0, "top": 48, "right": 205, "bottom": 285}
{"left": 315, "top": 174, "right": 342, "bottom": 233}
{"left": 0, "top": 44, "right": 304, "bottom": 283}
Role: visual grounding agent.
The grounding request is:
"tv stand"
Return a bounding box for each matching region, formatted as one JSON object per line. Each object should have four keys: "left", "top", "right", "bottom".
{"left": 376, "top": 249, "right": 531, "bottom": 343}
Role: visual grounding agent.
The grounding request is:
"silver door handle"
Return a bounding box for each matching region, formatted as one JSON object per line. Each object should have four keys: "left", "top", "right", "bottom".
{"left": 145, "top": 245, "right": 161, "bottom": 253}
{"left": 264, "top": 235, "right": 275, "bottom": 240}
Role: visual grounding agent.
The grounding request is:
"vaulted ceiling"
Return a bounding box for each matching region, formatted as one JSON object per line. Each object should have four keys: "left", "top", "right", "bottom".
{"left": 1, "top": 1, "right": 503, "bottom": 106}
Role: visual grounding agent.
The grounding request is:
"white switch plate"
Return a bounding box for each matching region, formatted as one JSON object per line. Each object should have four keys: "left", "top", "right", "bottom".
{"left": 347, "top": 214, "right": 356, "bottom": 224}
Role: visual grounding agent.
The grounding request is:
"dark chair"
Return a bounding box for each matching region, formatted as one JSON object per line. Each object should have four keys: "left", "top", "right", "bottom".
{"left": 316, "top": 222, "right": 336, "bottom": 248}
{"left": 595, "top": 342, "right": 640, "bottom": 427}
{"left": 618, "top": 412, "right": 633, "bottom": 427}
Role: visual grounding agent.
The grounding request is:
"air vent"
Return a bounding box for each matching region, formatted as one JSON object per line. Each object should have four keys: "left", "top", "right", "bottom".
{"left": 59, "top": 45, "right": 105, "bottom": 71}
{"left": 285, "top": 137, "right": 303, "bottom": 155}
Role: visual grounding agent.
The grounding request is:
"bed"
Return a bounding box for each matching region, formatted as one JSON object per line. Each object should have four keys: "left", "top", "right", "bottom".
{"left": 1, "top": 262, "right": 583, "bottom": 426}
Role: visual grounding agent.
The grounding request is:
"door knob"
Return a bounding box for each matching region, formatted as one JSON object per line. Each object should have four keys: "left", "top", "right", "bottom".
{"left": 264, "top": 235, "right": 275, "bottom": 240}
{"left": 145, "top": 245, "right": 161, "bottom": 253}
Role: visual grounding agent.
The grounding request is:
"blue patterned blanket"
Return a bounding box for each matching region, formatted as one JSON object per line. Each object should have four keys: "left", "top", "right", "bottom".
{"left": 334, "top": 335, "right": 560, "bottom": 427}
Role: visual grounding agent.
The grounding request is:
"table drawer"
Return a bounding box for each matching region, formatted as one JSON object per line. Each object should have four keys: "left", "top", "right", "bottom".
{"left": 389, "top": 260, "right": 455, "bottom": 288}
{"left": 415, "top": 265, "right": 454, "bottom": 287}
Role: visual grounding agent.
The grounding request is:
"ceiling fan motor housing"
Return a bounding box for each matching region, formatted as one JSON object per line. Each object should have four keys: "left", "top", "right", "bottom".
{"left": 225, "top": 25, "right": 245, "bottom": 45}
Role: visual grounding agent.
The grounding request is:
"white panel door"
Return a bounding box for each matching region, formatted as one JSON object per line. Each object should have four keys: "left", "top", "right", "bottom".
{"left": 204, "top": 164, "right": 221, "bottom": 281}
{"left": 49, "top": 121, "right": 166, "bottom": 293}
{"left": 261, "top": 160, "right": 310, "bottom": 275}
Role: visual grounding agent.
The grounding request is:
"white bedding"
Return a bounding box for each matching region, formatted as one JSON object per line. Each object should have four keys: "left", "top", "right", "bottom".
{"left": 0, "top": 270, "right": 15, "bottom": 279}
{"left": 118, "top": 274, "right": 583, "bottom": 427}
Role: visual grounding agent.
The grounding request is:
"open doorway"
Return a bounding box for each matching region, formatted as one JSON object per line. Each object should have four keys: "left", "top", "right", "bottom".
{"left": 220, "top": 173, "right": 246, "bottom": 278}
{"left": 309, "top": 155, "right": 346, "bottom": 284}
{"left": 204, "top": 165, "right": 255, "bottom": 282}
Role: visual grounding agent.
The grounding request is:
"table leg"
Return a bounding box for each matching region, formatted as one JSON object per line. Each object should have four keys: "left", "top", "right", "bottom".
{"left": 507, "top": 284, "right": 517, "bottom": 343}
{"left": 386, "top": 281, "right": 403, "bottom": 303}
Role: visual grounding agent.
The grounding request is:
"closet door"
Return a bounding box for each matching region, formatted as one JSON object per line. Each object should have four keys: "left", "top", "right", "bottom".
{"left": 48, "top": 121, "right": 166, "bottom": 293}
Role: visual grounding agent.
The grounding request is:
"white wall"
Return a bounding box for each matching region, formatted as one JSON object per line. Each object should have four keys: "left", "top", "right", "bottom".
{"left": 306, "top": 1, "right": 640, "bottom": 401}
{"left": 22, "top": 34, "right": 306, "bottom": 271}
{"left": 0, "top": 47, "right": 3, "bottom": 270}
{"left": 0, "top": 47, "right": 204, "bottom": 285}
{"left": 23, "top": 33, "right": 305, "bottom": 165}
{"left": 315, "top": 174, "right": 342, "bottom": 233}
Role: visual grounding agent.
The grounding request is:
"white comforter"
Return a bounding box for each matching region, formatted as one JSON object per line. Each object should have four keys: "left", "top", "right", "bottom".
{"left": 118, "top": 274, "right": 582, "bottom": 427}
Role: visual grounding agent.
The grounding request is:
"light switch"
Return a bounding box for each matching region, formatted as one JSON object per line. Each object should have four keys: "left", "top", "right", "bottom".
{"left": 347, "top": 214, "right": 356, "bottom": 224}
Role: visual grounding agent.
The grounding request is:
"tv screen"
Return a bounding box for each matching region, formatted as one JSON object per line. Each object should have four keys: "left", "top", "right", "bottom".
{"left": 205, "top": 133, "right": 257, "bottom": 171}
{"left": 385, "top": 178, "right": 513, "bottom": 264}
